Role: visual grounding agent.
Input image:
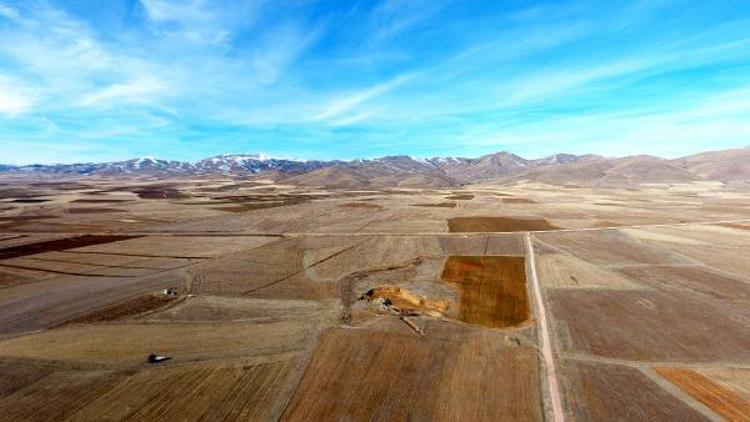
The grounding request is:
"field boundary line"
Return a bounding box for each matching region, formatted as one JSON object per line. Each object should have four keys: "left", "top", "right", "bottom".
{"left": 526, "top": 233, "right": 565, "bottom": 422}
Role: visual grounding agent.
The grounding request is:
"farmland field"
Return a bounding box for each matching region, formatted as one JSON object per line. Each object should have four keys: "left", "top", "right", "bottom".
{"left": 0, "top": 178, "right": 748, "bottom": 420}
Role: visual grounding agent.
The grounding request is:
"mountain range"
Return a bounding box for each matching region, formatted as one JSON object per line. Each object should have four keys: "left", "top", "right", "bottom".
{"left": 2, "top": 148, "right": 748, "bottom": 188}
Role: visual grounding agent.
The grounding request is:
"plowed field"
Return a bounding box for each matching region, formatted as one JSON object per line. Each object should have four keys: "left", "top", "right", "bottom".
{"left": 441, "top": 256, "right": 530, "bottom": 328}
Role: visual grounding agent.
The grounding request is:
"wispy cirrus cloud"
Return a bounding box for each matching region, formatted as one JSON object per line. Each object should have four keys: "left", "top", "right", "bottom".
{"left": 0, "top": 75, "right": 36, "bottom": 116}
{"left": 314, "top": 73, "right": 416, "bottom": 121}
{"left": 78, "top": 76, "right": 168, "bottom": 107}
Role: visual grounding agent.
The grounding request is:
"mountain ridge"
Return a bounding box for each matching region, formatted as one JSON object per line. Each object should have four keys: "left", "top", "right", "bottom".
{"left": 1, "top": 148, "right": 748, "bottom": 188}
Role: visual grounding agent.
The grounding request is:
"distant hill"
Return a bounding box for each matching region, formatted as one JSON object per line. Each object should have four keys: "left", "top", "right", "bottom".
{"left": 503, "top": 155, "right": 705, "bottom": 187}
{"left": 670, "top": 148, "right": 750, "bottom": 186}
{"left": 1, "top": 148, "right": 748, "bottom": 188}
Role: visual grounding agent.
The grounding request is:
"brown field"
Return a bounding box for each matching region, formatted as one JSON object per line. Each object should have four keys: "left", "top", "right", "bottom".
{"left": 0, "top": 235, "right": 139, "bottom": 259}
{"left": 0, "top": 370, "right": 125, "bottom": 421}
{"left": 71, "top": 359, "right": 298, "bottom": 421}
{"left": 60, "top": 293, "right": 176, "bottom": 325}
{"left": 0, "top": 178, "right": 748, "bottom": 419}
{"left": 71, "top": 198, "right": 134, "bottom": 203}
{"left": 656, "top": 368, "right": 750, "bottom": 421}
{"left": 548, "top": 288, "right": 750, "bottom": 361}
{"left": 413, "top": 201, "right": 457, "bottom": 207}
{"left": 502, "top": 197, "right": 538, "bottom": 204}
{"left": 339, "top": 202, "right": 383, "bottom": 209}
{"left": 133, "top": 187, "right": 190, "bottom": 199}
{"left": 0, "top": 360, "right": 55, "bottom": 398}
{"left": 448, "top": 216, "right": 558, "bottom": 232}
{"left": 0, "top": 320, "right": 316, "bottom": 365}
{"left": 68, "top": 207, "right": 125, "bottom": 214}
{"left": 441, "top": 256, "right": 530, "bottom": 328}
{"left": 0, "top": 215, "right": 59, "bottom": 222}
{"left": 561, "top": 362, "right": 706, "bottom": 421}
{"left": 445, "top": 194, "right": 475, "bottom": 200}
{"left": 283, "top": 326, "right": 542, "bottom": 421}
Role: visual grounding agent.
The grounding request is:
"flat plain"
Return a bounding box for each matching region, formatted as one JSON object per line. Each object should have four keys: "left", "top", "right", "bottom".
{"left": 0, "top": 177, "right": 748, "bottom": 421}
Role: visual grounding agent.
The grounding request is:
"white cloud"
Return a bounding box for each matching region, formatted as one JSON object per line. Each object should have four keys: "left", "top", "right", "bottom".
{"left": 329, "top": 110, "right": 375, "bottom": 127}
{"left": 249, "top": 23, "right": 324, "bottom": 85}
{"left": 371, "top": 0, "right": 451, "bottom": 40}
{"left": 315, "top": 73, "right": 415, "bottom": 121}
{"left": 140, "top": 0, "right": 210, "bottom": 24}
{"left": 139, "top": 0, "right": 262, "bottom": 46}
{"left": 79, "top": 77, "right": 168, "bottom": 107}
{"left": 0, "top": 4, "right": 20, "bottom": 21}
{"left": 0, "top": 76, "right": 36, "bottom": 116}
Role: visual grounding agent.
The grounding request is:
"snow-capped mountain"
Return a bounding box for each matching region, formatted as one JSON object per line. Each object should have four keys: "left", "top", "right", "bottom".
{"left": 3, "top": 149, "right": 742, "bottom": 188}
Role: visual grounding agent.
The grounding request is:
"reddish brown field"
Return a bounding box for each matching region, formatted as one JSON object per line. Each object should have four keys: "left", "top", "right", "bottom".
{"left": 448, "top": 216, "right": 558, "bottom": 232}
{"left": 441, "top": 256, "right": 530, "bottom": 328}
{"left": 656, "top": 368, "right": 750, "bottom": 421}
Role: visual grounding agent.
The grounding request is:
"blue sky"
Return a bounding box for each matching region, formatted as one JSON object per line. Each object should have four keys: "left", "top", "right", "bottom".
{"left": 1, "top": 0, "right": 750, "bottom": 164}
